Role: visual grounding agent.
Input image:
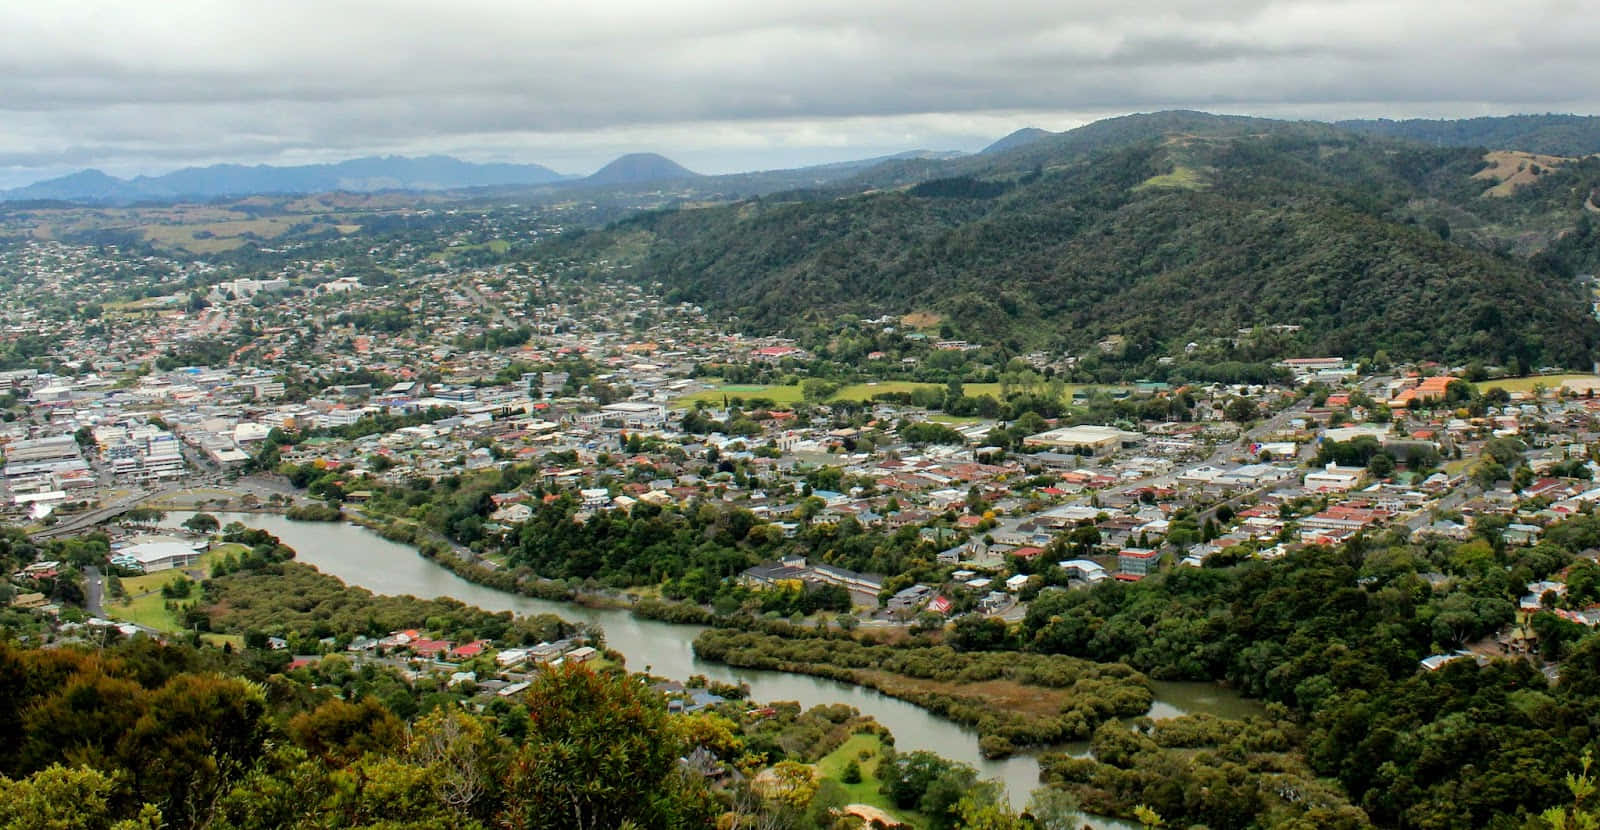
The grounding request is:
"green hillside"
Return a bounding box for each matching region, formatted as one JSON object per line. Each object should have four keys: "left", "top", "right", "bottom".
{"left": 570, "top": 115, "right": 1600, "bottom": 368}
{"left": 1337, "top": 114, "right": 1600, "bottom": 157}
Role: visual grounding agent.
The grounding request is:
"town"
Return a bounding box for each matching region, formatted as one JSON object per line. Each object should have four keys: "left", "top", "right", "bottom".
{"left": 6, "top": 228, "right": 1600, "bottom": 692}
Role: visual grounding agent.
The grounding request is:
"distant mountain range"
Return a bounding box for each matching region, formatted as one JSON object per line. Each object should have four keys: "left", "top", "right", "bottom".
{"left": 8, "top": 113, "right": 1600, "bottom": 205}
{"left": 582, "top": 153, "right": 700, "bottom": 186}
{"left": 980, "top": 127, "right": 1053, "bottom": 155}
{"left": 1, "top": 155, "right": 570, "bottom": 203}
{"left": 976, "top": 113, "right": 1600, "bottom": 161}
{"left": 1335, "top": 114, "right": 1600, "bottom": 157}
{"left": 0, "top": 148, "right": 983, "bottom": 205}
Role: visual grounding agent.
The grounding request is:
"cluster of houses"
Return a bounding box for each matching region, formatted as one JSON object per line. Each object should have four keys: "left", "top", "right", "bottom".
{"left": 280, "top": 630, "right": 605, "bottom": 697}
{"left": 17, "top": 231, "right": 1600, "bottom": 683}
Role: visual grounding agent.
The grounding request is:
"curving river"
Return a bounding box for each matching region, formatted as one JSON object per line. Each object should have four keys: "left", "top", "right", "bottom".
{"left": 175, "top": 512, "right": 1263, "bottom": 824}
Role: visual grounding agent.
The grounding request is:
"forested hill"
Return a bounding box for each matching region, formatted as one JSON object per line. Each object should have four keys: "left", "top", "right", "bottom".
{"left": 1337, "top": 114, "right": 1600, "bottom": 157}
{"left": 569, "top": 113, "right": 1600, "bottom": 368}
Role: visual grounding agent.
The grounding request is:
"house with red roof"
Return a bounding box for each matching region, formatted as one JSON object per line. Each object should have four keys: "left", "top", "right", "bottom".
{"left": 407, "top": 638, "right": 452, "bottom": 658}
{"left": 450, "top": 640, "right": 490, "bottom": 660}
{"left": 751, "top": 346, "right": 804, "bottom": 361}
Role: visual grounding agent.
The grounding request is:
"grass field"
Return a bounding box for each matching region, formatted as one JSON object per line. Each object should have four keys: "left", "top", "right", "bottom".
{"left": 1136, "top": 165, "right": 1209, "bottom": 191}
{"left": 928, "top": 414, "right": 984, "bottom": 425}
{"left": 1473, "top": 150, "right": 1575, "bottom": 197}
{"left": 108, "top": 545, "right": 246, "bottom": 634}
{"left": 674, "top": 384, "right": 804, "bottom": 405}
{"left": 116, "top": 544, "right": 242, "bottom": 597}
{"left": 142, "top": 217, "right": 297, "bottom": 253}
{"left": 434, "top": 239, "right": 512, "bottom": 259}
{"left": 815, "top": 733, "right": 920, "bottom": 823}
{"left": 1480, "top": 374, "right": 1597, "bottom": 394}
{"left": 104, "top": 589, "right": 240, "bottom": 648}
{"left": 109, "top": 591, "right": 185, "bottom": 631}
{"left": 835, "top": 381, "right": 927, "bottom": 399}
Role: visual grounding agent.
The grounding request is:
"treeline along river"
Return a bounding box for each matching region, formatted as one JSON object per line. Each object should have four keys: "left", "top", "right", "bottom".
{"left": 170, "top": 512, "right": 1261, "bottom": 822}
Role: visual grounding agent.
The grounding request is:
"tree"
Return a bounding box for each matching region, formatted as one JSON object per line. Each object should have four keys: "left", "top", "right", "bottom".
{"left": 182, "top": 513, "right": 220, "bottom": 535}
{"left": 498, "top": 664, "right": 712, "bottom": 830}
{"left": 765, "top": 760, "right": 819, "bottom": 810}
{"left": 1473, "top": 461, "right": 1509, "bottom": 490}
{"left": 211, "top": 744, "right": 464, "bottom": 830}
{"left": 121, "top": 507, "right": 165, "bottom": 526}
{"left": 0, "top": 765, "right": 162, "bottom": 830}
{"left": 1134, "top": 804, "right": 1167, "bottom": 829}
{"left": 288, "top": 696, "right": 407, "bottom": 765}
{"left": 1542, "top": 751, "right": 1600, "bottom": 829}
{"left": 953, "top": 781, "right": 1027, "bottom": 830}
{"left": 409, "top": 707, "right": 498, "bottom": 819}
{"left": 1225, "top": 397, "right": 1258, "bottom": 423}
{"left": 1023, "top": 787, "right": 1082, "bottom": 829}
{"left": 801, "top": 378, "right": 840, "bottom": 403}
{"left": 117, "top": 673, "right": 270, "bottom": 827}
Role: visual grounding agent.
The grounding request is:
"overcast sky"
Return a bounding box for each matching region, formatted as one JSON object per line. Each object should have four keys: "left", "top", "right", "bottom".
{"left": 3, "top": 0, "right": 1598, "bottom": 187}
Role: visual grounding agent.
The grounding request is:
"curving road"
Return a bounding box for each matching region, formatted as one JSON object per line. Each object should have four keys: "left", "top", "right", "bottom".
{"left": 31, "top": 484, "right": 182, "bottom": 540}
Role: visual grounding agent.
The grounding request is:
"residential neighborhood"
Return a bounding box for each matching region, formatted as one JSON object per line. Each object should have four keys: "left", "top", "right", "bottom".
{"left": 8, "top": 231, "right": 1600, "bottom": 678}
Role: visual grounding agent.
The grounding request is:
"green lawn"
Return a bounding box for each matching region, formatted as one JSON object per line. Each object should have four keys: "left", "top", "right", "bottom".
{"left": 1480, "top": 374, "right": 1596, "bottom": 394}
{"left": 120, "top": 567, "right": 192, "bottom": 598}
{"left": 673, "top": 384, "right": 805, "bottom": 406}
{"left": 117, "top": 545, "right": 241, "bottom": 596}
{"left": 109, "top": 544, "right": 246, "bottom": 632}
{"left": 107, "top": 593, "right": 238, "bottom": 647}
{"left": 108, "top": 590, "right": 185, "bottom": 632}
{"left": 815, "top": 733, "right": 921, "bottom": 824}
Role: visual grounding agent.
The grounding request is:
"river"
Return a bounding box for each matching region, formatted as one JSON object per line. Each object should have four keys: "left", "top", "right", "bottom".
{"left": 175, "top": 512, "right": 1263, "bottom": 824}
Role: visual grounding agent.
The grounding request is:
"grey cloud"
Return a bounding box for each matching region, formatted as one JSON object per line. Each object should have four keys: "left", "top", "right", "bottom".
{"left": 1, "top": 0, "right": 1599, "bottom": 179}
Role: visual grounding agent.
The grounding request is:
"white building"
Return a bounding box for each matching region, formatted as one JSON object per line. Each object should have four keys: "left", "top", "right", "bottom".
{"left": 1022, "top": 425, "right": 1140, "bottom": 455}
{"left": 1304, "top": 463, "right": 1365, "bottom": 493}
{"left": 599, "top": 401, "right": 667, "bottom": 429}
{"left": 1059, "top": 559, "right": 1109, "bottom": 583}
{"left": 119, "top": 540, "right": 204, "bottom": 573}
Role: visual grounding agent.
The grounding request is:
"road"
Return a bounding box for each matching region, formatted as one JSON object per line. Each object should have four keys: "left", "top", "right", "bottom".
{"left": 1104, "top": 396, "right": 1317, "bottom": 498}
{"left": 32, "top": 483, "right": 183, "bottom": 540}
{"left": 31, "top": 472, "right": 315, "bottom": 542}
{"left": 1402, "top": 484, "right": 1478, "bottom": 533}
{"left": 84, "top": 565, "right": 104, "bottom": 616}
{"left": 458, "top": 281, "right": 517, "bottom": 328}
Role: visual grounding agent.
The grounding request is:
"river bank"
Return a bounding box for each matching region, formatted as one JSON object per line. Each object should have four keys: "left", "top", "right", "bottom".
{"left": 161, "top": 510, "right": 1259, "bottom": 823}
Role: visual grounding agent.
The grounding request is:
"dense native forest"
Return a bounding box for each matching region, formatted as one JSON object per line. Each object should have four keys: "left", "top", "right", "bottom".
{"left": 993, "top": 512, "right": 1600, "bottom": 829}
{"left": 681, "top": 509, "right": 1600, "bottom": 829}
{"left": 553, "top": 112, "right": 1600, "bottom": 369}
{"left": 0, "top": 637, "right": 896, "bottom": 830}
{"left": 1336, "top": 114, "right": 1600, "bottom": 158}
